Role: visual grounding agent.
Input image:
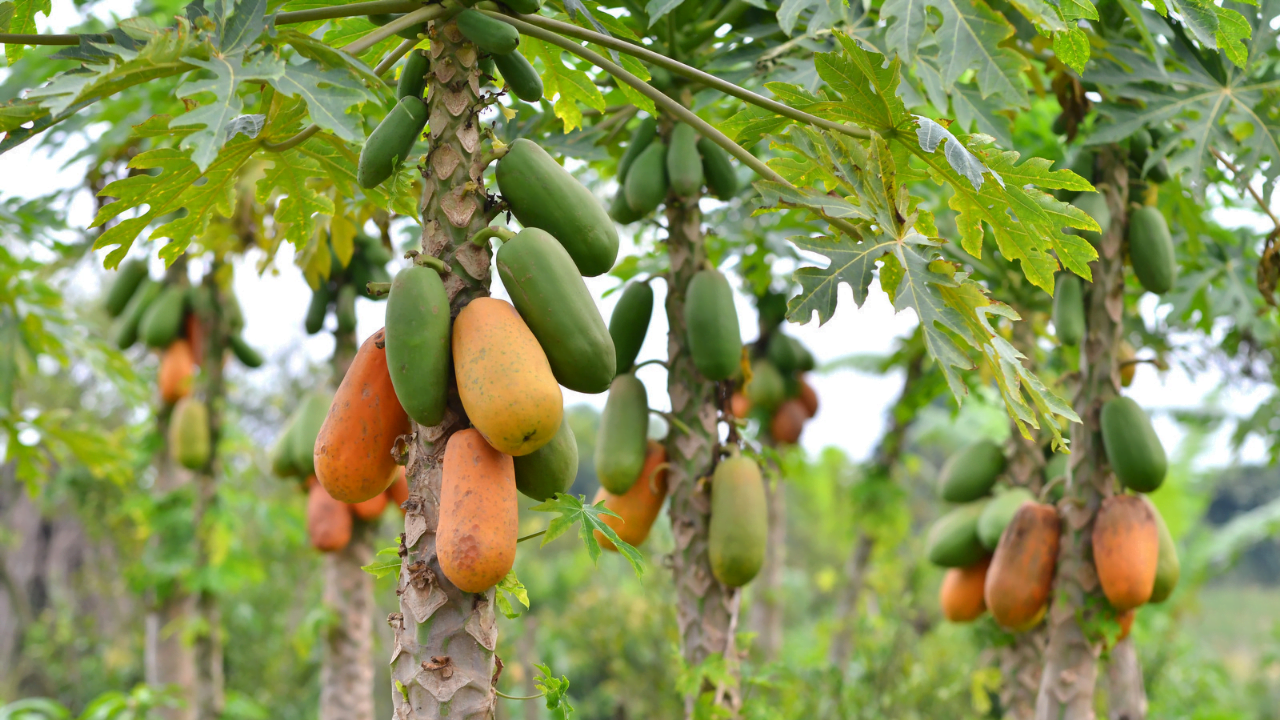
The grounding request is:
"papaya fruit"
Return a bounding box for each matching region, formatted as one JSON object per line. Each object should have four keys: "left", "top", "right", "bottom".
{"left": 708, "top": 455, "right": 768, "bottom": 587}
{"left": 105, "top": 259, "right": 149, "bottom": 318}
{"left": 1127, "top": 206, "right": 1176, "bottom": 295}
{"left": 385, "top": 266, "right": 451, "bottom": 427}
{"left": 513, "top": 414, "right": 578, "bottom": 502}
{"left": 595, "top": 373, "right": 649, "bottom": 494}
{"left": 335, "top": 284, "right": 357, "bottom": 334}
{"left": 502, "top": 0, "right": 541, "bottom": 13}
{"left": 223, "top": 292, "right": 244, "bottom": 334}
{"left": 797, "top": 375, "right": 818, "bottom": 418}
{"left": 770, "top": 399, "right": 806, "bottom": 445}
{"left": 938, "top": 439, "right": 1006, "bottom": 502}
{"left": 623, "top": 140, "right": 668, "bottom": 217}
{"left": 1128, "top": 128, "right": 1151, "bottom": 168}
{"left": 140, "top": 285, "right": 187, "bottom": 349}
{"left": 1092, "top": 495, "right": 1159, "bottom": 611}
{"left": 698, "top": 137, "right": 738, "bottom": 200}
{"left": 397, "top": 49, "right": 429, "bottom": 101}
{"left": 940, "top": 557, "right": 989, "bottom": 623}
{"left": 496, "top": 138, "right": 620, "bottom": 277}
{"left": 270, "top": 416, "right": 302, "bottom": 478}
{"left": 168, "top": 398, "right": 210, "bottom": 471}
{"left": 1118, "top": 340, "right": 1136, "bottom": 387}
{"left": 745, "top": 359, "right": 784, "bottom": 413}
{"left": 385, "top": 466, "right": 409, "bottom": 513}
{"left": 159, "top": 339, "right": 196, "bottom": 405}
{"left": 493, "top": 50, "right": 543, "bottom": 103}
{"left": 729, "top": 392, "right": 750, "bottom": 418}
{"left": 114, "top": 279, "right": 161, "bottom": 350}
{"left": 609, "top": 190, "right": 644, "bottom": 225}
{"left": 977, "top": 487, "right": 1035, "bottom": 550}
{"left": 456, "top": 9, "right": 519, "bottom": 55}
{"left": 666, "top": 123, "right": 704, "bottom": 198}
{"left": 479, "top": 56, "right": 496, "bottom": 79}
{"left": 594, "top": 441, "right": 668, "bottom": 550}
{"left": 355, "top": 234, "right": 394, "bottom": 267}
{"left": 438, "top": 428, "right": 518, "bottom": 592}
{"left": 1144, "top": 497, "right": 1180, "bottom": 603}
{"left": 453, "top": 298, "right": 562, "bottom": 456}
{"left": 315, "top": 329, "right": 412, "bottom": 502}
{"left": 766, "top": 334, "right": 802, "bottom": 374}
{"left": 307, "top": 480, "right": 353, "bottom": 552}
{"left": 1100, "top": 396, "right": 1166, "bottom": 492}
{"left": 305, "top": 283, "right": 331, "bottom": 335}
{"left": 498, "top": 228, "right": 616, "bottom": 393}
{"left": 357, "top": 96, "right": 428, "bottom": 190}
{"left": 1072, "top": 192, "right": 1111, "bottom": 246}
{"left": 1053, "top": 273, "right": 1085, "bottom": 346}
{"left": 618, "top": 117, "right": 657, "bottom": 182}
{"left": 184, "top": 311, "right": 205, "bottom": 368}
{"left": 1146, "top": 159, "right": 1169, "bottom": 184}
{"left": 609, "top": 281, "right": 654, "bottom": 374}
{"left": 984, "top": 501, "right": 1060, "bottom": 630}
{"left": 290, "top": 391, "right": 333, "bottom": 479}
{"left": 925, "top": 501, "right": 989, "bottom": 568}
{"left": 684, "top": 268, "right": 742, "bottom": 381}
{"left": 228, "top": 334, "right": 263, "bottom": 368}
{"left": 349, "top": 490, "right": 388, "bottom": 521}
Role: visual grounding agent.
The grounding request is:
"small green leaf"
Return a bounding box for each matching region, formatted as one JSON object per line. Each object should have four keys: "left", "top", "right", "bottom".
{"left": 494, "top": 569, "right": 529, "bottom": 619}
{"left": 529, "top": 493, "right": 645, "bottom": 577}
{"left": 1052, "top": 27, "right": 1090, "bottom": 74}
{"left": 534, "top": 664, "right": 575, "bottom": 720}
{"left": 360, "top": 546, "right": 403, "bottom": 580}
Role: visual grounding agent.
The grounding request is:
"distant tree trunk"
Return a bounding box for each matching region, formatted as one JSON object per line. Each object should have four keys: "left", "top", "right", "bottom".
{"left": 750, "top": 476, "right": 786, "bottom": 662}
{"left": 1106, "top": 637, "right": 1147, "bottom": 720}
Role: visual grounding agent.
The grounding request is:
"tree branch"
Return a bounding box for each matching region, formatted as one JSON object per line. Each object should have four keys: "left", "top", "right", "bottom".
{"left": 276, "top": 0, "right": 425, "bottom": 26}
{"left": 1208, "top": 146, "right": 1280, "bottom": 233}
{"left": 0, "top": 32, "right": 83, "bottom": 45}
{"left": 374, "top": 37, "right": 419, "bottom": 76}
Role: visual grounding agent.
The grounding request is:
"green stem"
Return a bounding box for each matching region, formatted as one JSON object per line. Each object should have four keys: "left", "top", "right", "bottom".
{"left": 374, "top": 37, "right": 419, "bottom": 76}
{"left": 261, "top": 124, "right": 321, "bottom": 152}
{"left": 469, "top": 226, "right": 517, "bottom": 247}
{"left": 343, "top": 4, "right": 446, "bottom": 55}
{"left": 516, "top": 529, "right": 546, "bottom": 543}
{"left": 633, "top": 358, "right": 669, "bottom": 371}
{"left": 276, "top": 0, "right": 424, "bottom": 25}
{"left": 0, "top": 32, "right": 83, "bottom": 45}
{"left": 413, "top": 254, "right": 449, "bottom": 273}
{"left": 681, "top": 0, "right": 749, "bottom": 52}
{"left": 652, "top": 409, "right": 693, "bottom": 436}
{"left": 495, "top": 690, "right": 543, "bottom": 700}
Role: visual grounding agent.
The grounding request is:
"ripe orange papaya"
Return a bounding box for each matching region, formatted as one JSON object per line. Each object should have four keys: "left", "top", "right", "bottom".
{"left": 385, "top": 466, "right": 409, "bottom": 514}
{"left": 314, "top": 328, "right": 412, "bottom": 503}
{"left": 1092, "top": 495, "right": 1158, "bottom": 611}
{"left": 594, "top": 441, "right": 668, "bottom": 551}
{"left": 453, "top": 298, "right": 563, "bottom": 456}
{"left": 438, "top": 429, "right": 518, "bottom": 592}
{"left": 729, "top": 392, "right": 750, "bottom": 418}
{"left": 770, "top": 399, "right": 807, "bottom": 444}
{"left": 349, "top": 491, "right": 389, "bottom": 521}
{"left": 985, "top": 502, "right": 1060, "bottom": 630}
{"left": 308, "top": 479, "right": 353, "bottom": 552}
{"left": 159, "top": 339, "right": 195, "bottom": 405}
{"left": 940, "top": 557, "right": 990, "bottom": 623}
{"left": 797, "top": 375, "right": 818, "bottom": 418}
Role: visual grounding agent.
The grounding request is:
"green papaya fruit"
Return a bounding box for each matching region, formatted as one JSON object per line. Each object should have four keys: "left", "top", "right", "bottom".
{"left": 1100, "top": 396, "right": 1166, "bottom": 492}
{"left": 1072, "top": 192, "right": 1111, "bottom": 247}
{"left": 1146, "top": 159, "right": 1169, "bottom": 184}
{"left": 479, "top": 56, "right": 496, "bottom": 80}
{"left": 513, "top": 414, "right": 578, "bottom": 501}
{"left": 456, "top": 9, "right": 519, "bottom": 55}
{"left": 357, "top": 96, "right": 428, "bottom": 189}
{"left": 977, "top": 487, "right": 1035, "bottom": 550}
{"left": 140, "top": 285, "right": 187, "bottom": 349}
{"left": 618, "top": 117, "right": 657, "bottom": 182}
{"left": 493, "top": 50, "right": 543, "bottom": 103}
{"left": 595, "top": 374, "right": 649, "bottom": 494}
{"left": 624, "top": 140, "right": 668, "bottom": 216}
{"left": 187, "top": 284, "right": 214, "bottom": 323}
{"left": 223, "top": 292, "right": 245, "bottom": 334}
{"left": 496, "top": 138, "right": 620, "bottom": 277}
{"left": 290, "top": 392, "right": 333, "bottom": 479}
{"left": 745, "top": 359, "right": 784, "bottom": 413}
{"left": 305, "top": 283, "right": 331, "bottom": 335}
{"left": 1129, "top": 128, "right": 1151, "bottom": 168}
{"left": 114, "top": 279, "right": 161, "bottom": 350}
{"left": 793, "top": 339, "right": 816, "bottom": 372}
{"left": 926, "top": 500, "right": 990, "bottom": 568}
{"left": 939, "top": 439, "right": 1006, "bottom": 502}
{"left": 697, "top": 137, "right": 738, "bottom": 200}
{"left": 1128, "top": 206, "right": 1176, "bottom": 295}
{"left": 766, "top": 333, "right": 801, "bottom": 374}
{"left": 397, "top": 49, "right": 429, "bottom": 101}
{"left": 335, "top": 284, "right": 357, "bottom": 334}
{"left": 228, "top": 334, "right": 264, "bottom": 368}
{"left": 684, "top": 268, "right": 742, "bottom": 381}
{"left": 105, "top": 259, "right": 150, "bottom": 318}
{"left": 502, "top": 0, "right": 541, "bottom": 13}
{"left": 169, "top": 398, "right": 211, "bottom": 471}
{"left": 270, "top": 416, "right": 301, "bottom": 478}
{"left": 1144, "top": 497, "right": 1180, "bottom": 603}
{"left": 367, "top": 13, "right": 425, "bottom": 40}
{"left": 609, "top": 189, "right": 643, "bottom": 224}
{"left": 757, "top": 292, "right": 788, "bottom": 330}
{"left": 498, "top": 228, "right": 616, "bottom": 393}
{"left": 385, "top": 266, "right": 452, "bottom": 427}
{"left": 609, "top": 281, "right": 653, "bottom": 375}
{"left": 355, "top": 234, "right": 394, "bottom": 267}
{"left": 1053, "top": 273, "right": 1085, "bottom": 346}
{"left": 708, "top": 455, "right": 768, "bottom": 587}
{"left": 666, "top": 123, "right": 703, "bottom": 198}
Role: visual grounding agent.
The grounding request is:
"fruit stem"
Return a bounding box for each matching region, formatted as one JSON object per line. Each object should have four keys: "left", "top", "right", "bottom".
{"left": 479, "top": 144, "right": 510, "bottom": 166}
{"left": 650, "top": 409, "right": 692, "bottom": 437}
{"left": 632, "top": 358, "right": 669, "bottom": 371}
{"left": 365, "top": 281, "right": 392, "bottom": 297}
{"left": 373, "top": 37, "right": 419, "bottom": 76}
{"left": 516, "top": 529, "right": 546, "bottom": 543}
{"left": 412, "top": 255, "right": 449, "bottom": 273}
{"left": 494, "top": 690, "right": 542, "bottom": 700}
{"left": 469, "top": 226, "right": 516, "bottom": 247}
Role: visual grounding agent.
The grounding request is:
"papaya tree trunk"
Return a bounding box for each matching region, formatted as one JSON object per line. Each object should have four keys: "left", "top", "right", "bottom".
{"left": 1106, "top": 637, "right": 1147, "bottom": 720}
{"left": 664, "top": 197, "right": 741, "bottom": 715}
{"left": 389, "top": 20, "right": 500, "bottom": 720}
{"left": 1035, "top": 149, "right": 1128, "bottom": 720}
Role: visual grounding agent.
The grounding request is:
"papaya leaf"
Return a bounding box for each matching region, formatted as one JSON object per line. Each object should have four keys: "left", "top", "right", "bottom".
{"left": 255, "top": 148, "right": 335, "bottom": 251}
{"left": 494, "top": 569, "right": 529, "bottom": 619}
{"left": 2, "top": 0, "right": 49, "bottom": 65}
{"left": 266, "top": 59, "right": 373, "bottom": 143}
{"left": 360, "top": 546, "right": 402, "bottom": 579}
{"left": 529, "top": 493, "right": 644, "bottom": 577}
{"left": 275, "top": 28, "right": 386, "bottom": 92}
{"left": 218, "top": 0, "right": 266, "bottom": 54}
{"left": 173, "top": 54, "right": 285, "bottom": 170}
{"left": 533, "top": 664, "right": 574, "bottom": 720}
{"left": 521, "top": 35, "right": 606, "bottom": 133}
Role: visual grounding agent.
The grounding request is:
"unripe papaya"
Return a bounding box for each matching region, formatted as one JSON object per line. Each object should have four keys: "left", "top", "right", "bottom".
{"left": 1144, "top": 497, "right": 1180, "bottom": 603}
{"left": 624, "top": 140, "right": 667, "bottom": 216}
{"left": 159, "top": 339, "right": 195, "bottom": 405}
{"left": 940, "top": 557, "right": 989, "bottom": 623}
{"left": 291, "top": 391, "right": 334, "bottom": 479}
{"left": 513, "top": 414, "right": 578, "bottom": 502}
{"left": 315, "top": 329, "right": 412, "bottom": 502}
{"left": 925, "top": 501, "right": 989, "bottom": 568}
{"left": 223, "top": 292, "right": 244, "bottom": 334}
{"left": 496, "top": 138, "right": 620, "bottom": 277}
{"left": 307, "top": 480, "right": 353, "bottom": 552}
{"left": 595, "top": 373, "right": 649, "bottom": 494}
{"left": 1072, "top": 193, "right": 1111, "bottom": 246}
{"left": 498, "top": 228, "right": 616, "bottom": 393}
{"left": 1127, "top": 206, "right": 1176, "bottom": 295}
{"left": 335, "top": 284, "right": 357, "bottom": 334}
{"left": 708, "top": 455, "right": 767, "bottom": 587}
{"left": 479, "top": 56, "right": 496, "bottom": 80}
{"left": 357, "top": 96, "right": 428, "bottom": 190}
{"left": 938, "top": 439, "right": 1006, "bottom": 502}
{"left": 594, "top": 441, "right": 667, "bottom": 550}
{"left": 698, "top": 137, "right": 738, "bottom": 200}
{"left": 438, "top": 429, "right": 518, "bottom": 593}
{"left": 1146, "top": 159, "right": 1170, "bottom": 184}
{"left": 456, "top": 9, "right": 519, "bottom": 55}
{"left": 305, "top": 283, "right": 331, "bottom": 335}
{"left": 609, "top": 190, "right": 643, "bottom": 225}
{"left": 745, "top": 359, "right": 784, "bottom": 413}
{"left": 609, "top": 281, "right": 653, "bottom": 374}
{"left": 270, "top": 417, "right": 301, "bottom": 478}
{"left": 1053, "top": 273, "right": 1085, "bottom": 346}
{"left": 114, "top": 279, "right": 161, "bottom": 350}
{"left": 385, "top": 466, "right": 409, "bottom": 513}
{"left": 493, "top": 50, "right": 543, "bottom": 103}
{"left": 453, "top": 298, "right": 562, "bottom": 456}
{"left": 684, "top": 269, "right": 742, "bottom": 381}
{"left": 140, "top": 285, "right": 187, "bottom": 349}
{"left": 355, "top": 234, "right": 394, "bottom": 266}
{"left": 977, "top": 487, "right": 1034, "bottom": 550}
{"left": 766, "top": 334, "right": 801, "bottom": 374}
{"left": 168, "top": 398, "right": 210, "bottom": 471}
{"left": 1093, "top": 495, "right": 1159, "bottom": 611}
{"left": 228, "top": 334, "right": 263, "bottom": 368}
{"left": 984, "top": 502, "right": 1060, "bottom": 630}
{"left": 617, "top": 117, "right": 656, "bottom": 182}
{"left": 1100, "top": 396, "right": 1166, "bottom": 492}
{"left": 396, "top": 49, "right": 429, "bottom": 101}
{"left": 770, "top": 399, "right": 806, "bottom": 444}
{"left": 666, "top": 123, "right": 704, "bottom": 198}
{"left": 385, "top": 266, "right": 451, "bottom": 427}
{"left": 105, "top": 259, "right": 149, "bottom": 318}
{"left": 797, "top": 375, "right": 818, "bottom": 418}
{"left": 1128, "top": 128, "right": 1151, "bottom": 168}
{"left": 502, "top": 0, "right": 541, "bottom": 13}
{"left": 349, "top": 490, "right": 388, "bottom": 521}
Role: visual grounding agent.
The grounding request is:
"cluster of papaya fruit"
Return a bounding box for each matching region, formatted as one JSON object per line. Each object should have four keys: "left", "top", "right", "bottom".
{"left": 609, "top": 116, "right": 739, "bottom": 224}
{"left": 729, "top": 332, "right": 819, "bottom": 445}
{"left": 303, "top": 234, "right": 392, "bottom": 335}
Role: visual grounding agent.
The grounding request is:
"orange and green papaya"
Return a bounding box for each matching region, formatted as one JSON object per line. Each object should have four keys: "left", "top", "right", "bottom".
{"left": 169, "top": 397, "right": 210, "bottom": 471}
{"left": 1093, "top": 495, "right": 1159, "bottom": 611}
{"left": 159, "top": 339, "right": 195, "bottom": 405}
{"left": 977, "top": 487, "right": 1034, "bottom": 550}
{"left": 594, "top": 441, "right": 668, "bottom": 550}
{"left": 708, "top": 455, "right": 767, "bottom": 587}
{"left": 985, "top": 502, "right": 1059, "bottom": 630}
{"left": 940, "top": 558, "right": 989, "bottom": 623}
{"left": 307, "top": 480, "right": 353, "bottom": 552}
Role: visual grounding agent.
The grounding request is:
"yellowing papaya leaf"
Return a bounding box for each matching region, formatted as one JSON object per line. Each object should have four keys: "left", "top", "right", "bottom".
{"left": 522, "top": 36, "right": 605, "bottom": 133}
